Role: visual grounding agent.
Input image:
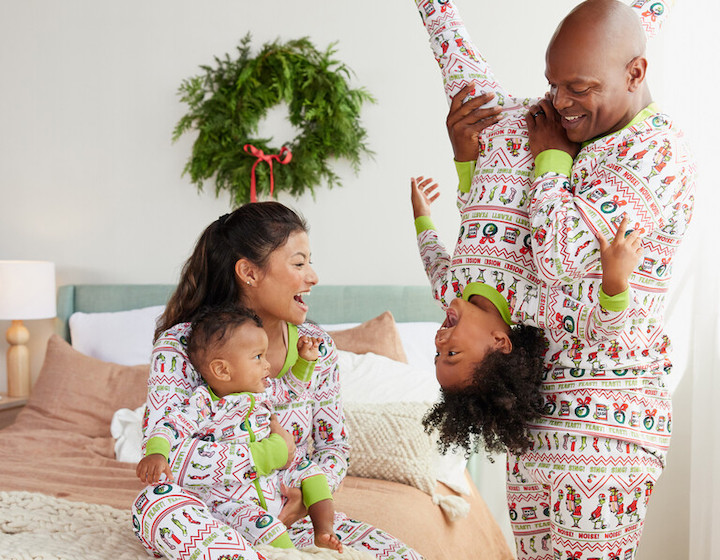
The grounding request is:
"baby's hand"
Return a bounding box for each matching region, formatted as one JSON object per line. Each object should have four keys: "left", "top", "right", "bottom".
{"left": 136, "top": 454, "right": 173, "bottom": 484}
{"left": 297, "top": 336, "right": 321, "bottom": 362}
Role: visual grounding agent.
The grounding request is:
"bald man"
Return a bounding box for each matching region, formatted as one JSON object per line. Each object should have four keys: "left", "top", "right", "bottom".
{"left": 412, "top": 1, "right": 694, "bottom": 558}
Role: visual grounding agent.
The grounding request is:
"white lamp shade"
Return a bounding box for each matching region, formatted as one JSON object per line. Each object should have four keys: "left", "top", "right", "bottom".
{"left": 0, "top": 261, "right": 57, "bottom": 320}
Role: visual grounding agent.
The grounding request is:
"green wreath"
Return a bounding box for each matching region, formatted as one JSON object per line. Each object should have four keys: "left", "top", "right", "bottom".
{"left": 172, "top": 34, "right": 375, "bottom": 206}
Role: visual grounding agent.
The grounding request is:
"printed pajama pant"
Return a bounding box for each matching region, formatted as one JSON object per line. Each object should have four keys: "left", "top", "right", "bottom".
{"left": 133, "top": 483, "right": 424, "bottom": 559}
{"left": 507, "top": 434, "right": 663, "bottom": 560}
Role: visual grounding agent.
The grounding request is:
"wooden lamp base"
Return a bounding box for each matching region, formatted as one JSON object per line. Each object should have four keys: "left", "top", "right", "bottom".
{"left": 6, "top": 320, "right": 30, "bottom": 398}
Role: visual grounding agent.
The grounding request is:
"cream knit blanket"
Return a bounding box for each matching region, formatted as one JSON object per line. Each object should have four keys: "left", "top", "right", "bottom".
{"left": 0, "top": 491, "right": 374, "bottom": 560}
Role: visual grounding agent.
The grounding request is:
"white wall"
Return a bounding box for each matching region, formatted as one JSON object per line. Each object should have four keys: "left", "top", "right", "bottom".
{"left": 0, "top": 1, "right": 714, "bottom": 558}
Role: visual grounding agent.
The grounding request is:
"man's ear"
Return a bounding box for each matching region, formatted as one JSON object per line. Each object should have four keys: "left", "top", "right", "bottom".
{"left": 626, "top": 56, "right": 647, "bottom": 92}
{"left": 235, "top": 258, "right": 260, "bottom": 287}
{"left": 208, "top": 359, "right": 231, "bottom": 382}
{"left": 493, "top": 331, "right": 513, "bottom": 355}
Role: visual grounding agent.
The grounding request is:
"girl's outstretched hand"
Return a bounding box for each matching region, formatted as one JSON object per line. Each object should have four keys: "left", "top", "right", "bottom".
{"left": 411, "top": 176, "right": 440, "bottom": 219}
{"left": 597, "top": 216, "right": 643, "bottom": 296}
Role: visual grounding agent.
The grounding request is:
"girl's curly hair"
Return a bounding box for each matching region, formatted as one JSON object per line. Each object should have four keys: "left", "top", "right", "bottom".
{"left": 423, "top": 324, "right": 548, "bottom": 457}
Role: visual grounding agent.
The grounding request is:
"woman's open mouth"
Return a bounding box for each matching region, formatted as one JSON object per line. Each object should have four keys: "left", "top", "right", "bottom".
{"left": 294, "top": 292, "right": 309, "bottom": 312}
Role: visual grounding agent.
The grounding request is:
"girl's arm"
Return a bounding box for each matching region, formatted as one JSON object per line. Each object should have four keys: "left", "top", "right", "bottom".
{"left": 528, "top": 123, "right": 692, "bottom": 285}
{"left": 537, "top": 216, "right": 642, "bottom": 342}
{"left": 539, "top": 284, "right": 633, "bottom": 343}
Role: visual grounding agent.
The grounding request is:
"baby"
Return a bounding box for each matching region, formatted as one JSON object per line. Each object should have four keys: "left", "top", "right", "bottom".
{"left": 136, "top": 305, "right": 341, "bottom": 553}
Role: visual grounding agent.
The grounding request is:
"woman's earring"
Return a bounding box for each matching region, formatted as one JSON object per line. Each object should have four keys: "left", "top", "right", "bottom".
{"left": 246, "top": 281, "right": 252, "bottom": 286}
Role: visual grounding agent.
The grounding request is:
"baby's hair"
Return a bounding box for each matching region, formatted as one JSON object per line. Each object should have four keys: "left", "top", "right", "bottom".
{"left": 186, "top": 305, "right": 263, "bottom": 378}
{"left": 423, "top": 324, "right": 547, "bottom": 456}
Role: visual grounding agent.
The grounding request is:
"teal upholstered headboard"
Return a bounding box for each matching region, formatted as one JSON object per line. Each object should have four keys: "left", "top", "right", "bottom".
{"left": 56, "top": 284, "right": 444, "bottom": 343}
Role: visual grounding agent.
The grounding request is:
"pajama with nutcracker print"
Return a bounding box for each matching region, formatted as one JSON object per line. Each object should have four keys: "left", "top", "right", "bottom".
{"left": 414, "top": 1, "right": 694, "bottom": 559}
{"left": 133, "top": 321, "right": 422, "bottom": 560}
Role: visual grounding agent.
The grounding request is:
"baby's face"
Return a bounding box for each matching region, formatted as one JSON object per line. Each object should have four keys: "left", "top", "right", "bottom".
{"left": 221, "top": 323, "right": 271, "bottom": 394}
{"left": 434, "top": 296, "right": 510, "bottom": 390}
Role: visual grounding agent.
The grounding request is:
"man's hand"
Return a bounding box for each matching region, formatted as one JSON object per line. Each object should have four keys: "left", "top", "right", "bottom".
{"left": 447, "top": 86, "right": 502, "bottom": 162}
{"left": 270, "top": 414, "right": 296, "bottom": 469}
{"left": 526, "top": 95, "right": 580, "bottom": 159}
{"left": 411, "top": 176, "right": 440, "bottom": 219}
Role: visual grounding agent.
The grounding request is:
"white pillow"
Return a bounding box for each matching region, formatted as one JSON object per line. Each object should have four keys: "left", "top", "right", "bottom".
{"left": 395, "top": 321, "right": 441, "bottom": 372}
{"left": 337, "top": 350, "right": 470, "bottom": 495}
{"left": 338, "top": 350, "right": 440, "bottom": 404}
{"left": 322, "top": 320, "right": 441, "bottom": 373}
{"left": 69, "top": 305, "right": 165, "bottom": 365}
{"left": 110, "top": 405, "right": 145, "bottom": 464}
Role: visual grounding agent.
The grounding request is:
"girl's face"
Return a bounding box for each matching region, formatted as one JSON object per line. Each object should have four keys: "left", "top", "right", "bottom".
{"left": 246, "top": 230, "right": 319, "bottom": 327}
{"left": 434, "top": 296, "right": 511, "bottom": 390}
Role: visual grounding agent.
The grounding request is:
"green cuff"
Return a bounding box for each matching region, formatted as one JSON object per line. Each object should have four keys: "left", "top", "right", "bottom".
{"left": 145, "top": 436, "right": 171, "bottom": 460}
{"left": 463, "top": 282, "right": 513, "bottom": 326}
{"left": 300, "top": 474, "right": 333, "bottom": 509}
{"left": 269, "top": 532, "right": 295, "bottom": 549}
{"left": 249, "top": 433, "right": 288, "bottom": 476}
{"left": 598, "top": 286, "right": 630, "bottom": 312}
{"left": 534, "top": 149, "right": 573, "bottom": 178}
{"left": 290, "top": 357, "right": 315, "bottom": 382}
{"left": 415, "top": 215, "right": 436, "bottom": 235}
{"left": 455, "top": 160, "right": 476, "bottom": 194}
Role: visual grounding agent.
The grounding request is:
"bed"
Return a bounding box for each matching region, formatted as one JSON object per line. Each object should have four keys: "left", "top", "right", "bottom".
{"left": 0, "top": 284, "right": 512, "bottom": 560}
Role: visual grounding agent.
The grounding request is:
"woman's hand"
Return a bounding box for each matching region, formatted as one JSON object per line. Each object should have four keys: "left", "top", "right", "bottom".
{"left": 526, "top": 95, "right": 580, "bottom": 159}
{"left": 411, "top": 176, "right": 440, "bottom": 219}
{"left": 278, "top": 483, "right": 308, "bottom": 528}
{"left": 447, "top": 86, "right": 502, "bottom": 162}
{"left": 270, "top": 414, "right": 296, "bottom": 469}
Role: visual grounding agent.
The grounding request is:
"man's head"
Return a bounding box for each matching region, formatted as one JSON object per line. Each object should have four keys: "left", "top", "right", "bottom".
{"left": 545, "top": 0, "right": 651, "bottom": 143}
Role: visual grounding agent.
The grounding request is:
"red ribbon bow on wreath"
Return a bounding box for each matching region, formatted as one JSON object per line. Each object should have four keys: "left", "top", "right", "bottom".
{"left": 244, "top": 144, "right": 293, "bottom": 203}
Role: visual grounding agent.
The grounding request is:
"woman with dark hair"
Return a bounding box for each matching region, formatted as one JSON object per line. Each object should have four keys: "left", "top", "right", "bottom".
{"left": 132, "top": 202, "right": 421, "bottom": 559}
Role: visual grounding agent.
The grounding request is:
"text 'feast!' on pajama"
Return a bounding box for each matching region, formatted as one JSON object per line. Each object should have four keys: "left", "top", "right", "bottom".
{"left": 414, "top": 0, "right": 694, "bottom": 559}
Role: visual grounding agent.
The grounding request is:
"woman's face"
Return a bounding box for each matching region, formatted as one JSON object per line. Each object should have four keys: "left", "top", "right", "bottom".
{"left": 246, "top": 230, "right": 319, "bottom": 326}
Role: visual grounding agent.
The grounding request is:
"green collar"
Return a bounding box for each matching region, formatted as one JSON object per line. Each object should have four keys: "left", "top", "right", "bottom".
{"left": 581, "top": 102, "right": 660, "bottom": 148}
{"left": 462, "top": 282, "right": 513, "bottom": 326}
{"left": 277, "top": 322, "right": 298, "bottom": 379}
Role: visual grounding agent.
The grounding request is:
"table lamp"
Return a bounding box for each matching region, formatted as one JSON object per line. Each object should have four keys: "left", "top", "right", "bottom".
{"left": 0, "top": 261, "right": 56, "bottom": 397}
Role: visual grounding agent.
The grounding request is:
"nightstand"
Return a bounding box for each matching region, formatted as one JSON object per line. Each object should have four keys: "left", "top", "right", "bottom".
{"left": 0, "top": 394, "right": 28, "bottom": 429}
